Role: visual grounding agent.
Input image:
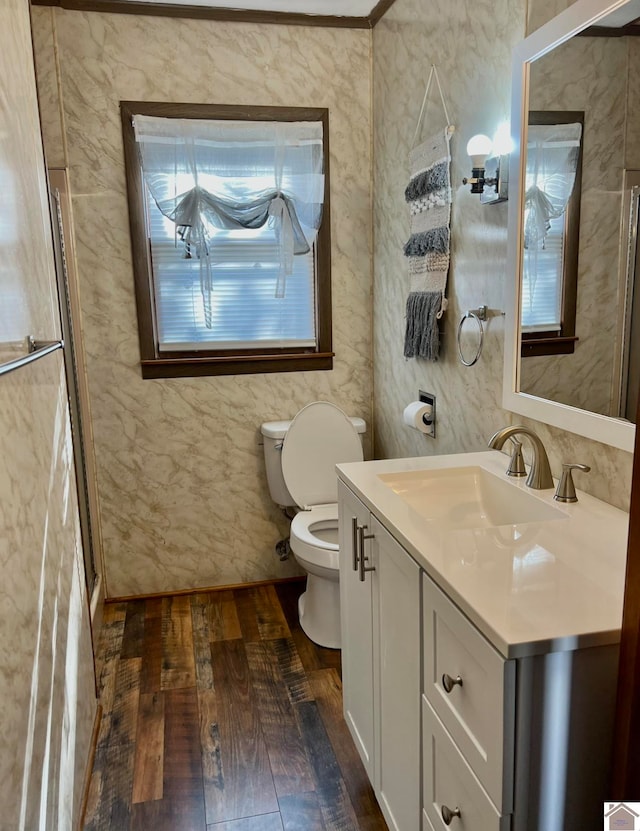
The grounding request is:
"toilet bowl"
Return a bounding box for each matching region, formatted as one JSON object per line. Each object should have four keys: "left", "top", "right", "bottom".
{"left": 261, "top": 402, "right": 365, "bottom": 649}
{"left": 290, "top": 505, "right": 341, "bottom": 648}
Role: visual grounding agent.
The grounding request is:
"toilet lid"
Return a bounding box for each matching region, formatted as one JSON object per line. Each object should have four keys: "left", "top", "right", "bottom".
{"left": 281, "top": 401, "right": 364, "bottom": 509}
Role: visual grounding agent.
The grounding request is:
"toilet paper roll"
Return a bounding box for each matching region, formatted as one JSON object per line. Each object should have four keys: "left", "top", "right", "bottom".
{"left": 403, "top": 401, "right": 433, "bottom": 433}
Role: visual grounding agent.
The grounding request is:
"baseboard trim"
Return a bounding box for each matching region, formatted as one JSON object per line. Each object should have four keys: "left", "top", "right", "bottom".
{"left": 77, "top": 703, "right": 103, "bottom": 831}
{"left": 105, "top": 574, "right": 305, "bottom": 604}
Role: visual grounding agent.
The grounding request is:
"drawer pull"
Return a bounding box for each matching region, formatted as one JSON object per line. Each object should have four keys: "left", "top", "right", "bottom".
{"left": 442, "top": 673, "right": 463, "bottom": 693}
{"left": 357, "top": 524, "right": 375, "bottom": 582}
{"left": 441, "top": 805, "right": 461, "bottom": 825}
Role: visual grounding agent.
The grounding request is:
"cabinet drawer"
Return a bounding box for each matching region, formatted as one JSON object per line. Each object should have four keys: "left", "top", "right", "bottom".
{"left": 423, "top": 575, "right": 515, "bottom": 812}
{"left": 423, "top": 697, "right": 510, "bottom": 831}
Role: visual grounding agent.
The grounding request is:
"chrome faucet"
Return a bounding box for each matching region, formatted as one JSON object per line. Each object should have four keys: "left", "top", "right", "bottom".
{"left": 487, "top": 425, "right": 554, "bottom": 490}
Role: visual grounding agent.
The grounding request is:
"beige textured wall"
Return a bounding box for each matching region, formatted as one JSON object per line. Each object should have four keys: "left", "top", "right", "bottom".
{"left": 1, "top": 0, "right": 96, "bottom": 824}
{"left": 625, "top": 39, "right": 640, "bottom": 170}
{"left": 1, "top": 355, "right": 97, "bottom": 830}
{"left": 372, "top": 0, "right": 634, "bottom": 512}
{"left": 527, "top": 0, "right": 574, "bottom": 31}
{"left": 31, "top": 8, "right": 373, "bottom": 597}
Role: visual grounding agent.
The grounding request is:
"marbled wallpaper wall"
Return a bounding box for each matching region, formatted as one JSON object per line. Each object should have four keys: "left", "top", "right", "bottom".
{"left": 31, "top": 8, "right": 373, "bottom": 597}
{"left": 625, "top": 39, "right": 640, "bottom": 170}
{"left": 520, "top": 36, "right": 629, "bottom": 415}
{"left": 0, "top": 355, "right": 96, "bottom": 830}
{"left": 1, "top": 0, "right": 96, "bottom": 824}
{"left": 372, "top": 0, "right": 634, "bottom": 512}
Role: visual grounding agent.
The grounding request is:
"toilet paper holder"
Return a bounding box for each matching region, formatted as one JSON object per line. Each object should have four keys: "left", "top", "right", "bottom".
{"left": 419, "top": 390, "right": 436, "bottom": 439}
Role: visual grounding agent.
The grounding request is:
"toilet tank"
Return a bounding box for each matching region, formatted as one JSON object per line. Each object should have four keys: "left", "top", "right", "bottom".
{"left": 261, "top": 416, "right": 366, "bottom": 508}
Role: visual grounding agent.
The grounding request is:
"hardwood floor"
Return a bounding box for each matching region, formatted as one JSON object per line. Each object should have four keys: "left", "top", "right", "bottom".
{"left": 84, "top": 580, "right": 388, "bottom": 831}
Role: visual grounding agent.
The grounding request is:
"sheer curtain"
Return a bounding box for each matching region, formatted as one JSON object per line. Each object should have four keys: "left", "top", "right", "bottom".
{"left": 522, "top": 122, "right": 582, "bottom": 330}
{"left": 133, "top": 116, "right": 325, "bottom": 325}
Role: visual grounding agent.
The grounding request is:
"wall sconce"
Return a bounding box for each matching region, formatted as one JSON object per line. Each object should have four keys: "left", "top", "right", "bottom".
{"left": 463, "top": 126, "right": 510, "bottom": 204}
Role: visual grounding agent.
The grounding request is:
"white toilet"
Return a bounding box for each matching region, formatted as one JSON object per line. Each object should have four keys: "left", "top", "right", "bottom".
{"left": 261, "top": 402, "right": 365, "bottom": 649}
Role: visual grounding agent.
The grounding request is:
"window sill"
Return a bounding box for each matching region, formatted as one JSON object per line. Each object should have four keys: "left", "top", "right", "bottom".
{"left": 521, "top": 336, "right": 578, "bottom": 358}
{"left": 140, "top": 351, "right": 334, "bottom": 379}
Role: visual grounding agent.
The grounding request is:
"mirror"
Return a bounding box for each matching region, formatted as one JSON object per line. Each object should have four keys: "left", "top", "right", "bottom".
{"left": 504, "top": 0, "right": 640, "bottom": 452}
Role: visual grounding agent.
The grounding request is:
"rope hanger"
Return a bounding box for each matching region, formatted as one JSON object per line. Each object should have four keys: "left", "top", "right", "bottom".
{"left": 412, "top": 64, "right": 455, "bottom": 148}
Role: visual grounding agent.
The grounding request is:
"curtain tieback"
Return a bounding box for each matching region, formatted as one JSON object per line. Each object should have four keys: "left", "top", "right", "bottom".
{"left": 269, "top": 194, "right": 295, "bottom": 298}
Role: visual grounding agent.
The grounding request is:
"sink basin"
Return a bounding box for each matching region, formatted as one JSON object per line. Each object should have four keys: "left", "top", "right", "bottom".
{"left": 377, "top": 466, "right": 566, "bottom": 529}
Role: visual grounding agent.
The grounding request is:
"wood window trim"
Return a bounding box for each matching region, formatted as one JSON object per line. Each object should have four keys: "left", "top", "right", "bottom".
{"left": 121, "top": 101, "right": 333, "bottom": 380}
{"left": 520, "top": 110, "right": 584, "bottom": 359}
{"left": 520, "top": 334, "right": 579, "bottom": 358}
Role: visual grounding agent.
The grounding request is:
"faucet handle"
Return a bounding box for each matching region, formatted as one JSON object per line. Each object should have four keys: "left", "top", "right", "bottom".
{"left": 554, "top": 463, "right": 591, "bottom": 503}
{"left": 506, "top": 437, "right": 527, "bottom": 477}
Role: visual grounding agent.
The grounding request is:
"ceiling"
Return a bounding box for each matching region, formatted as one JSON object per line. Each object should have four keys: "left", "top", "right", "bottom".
{"left": 29, "top": 0, "right": 640, "bottom": 31}
{"left": 34, "top": 0, "right": 395, "bottom": 27}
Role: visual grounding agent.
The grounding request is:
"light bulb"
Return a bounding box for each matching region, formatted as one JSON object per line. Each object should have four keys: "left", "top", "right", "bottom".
{"left": 466, "top": 134, "right": 493, "bottom": 168}
{"left": 492, "top": 122, "right": 513, "bottom": 156}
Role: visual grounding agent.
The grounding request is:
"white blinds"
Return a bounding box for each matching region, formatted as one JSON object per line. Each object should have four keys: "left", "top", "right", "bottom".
{"left": 521, "top": 212, "right": 565, "bottom": 332}
{"left": 134, "top": 115, "right": 324, "bottom": 346}
{"left": 147, "top": 190, "right": 316, "bottom": 352}
{"left": 521, "top": 122, "right": 582, "bottom": 333}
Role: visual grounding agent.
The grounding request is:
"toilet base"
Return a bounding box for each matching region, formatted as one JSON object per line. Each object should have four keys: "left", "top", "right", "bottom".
{"left": 297, "top": 573, "right": 341, "bottom": 650}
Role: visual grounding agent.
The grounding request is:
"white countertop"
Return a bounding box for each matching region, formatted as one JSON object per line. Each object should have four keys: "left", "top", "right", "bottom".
{"left": 337, "top": 451, "right": 629, "bottom": 659}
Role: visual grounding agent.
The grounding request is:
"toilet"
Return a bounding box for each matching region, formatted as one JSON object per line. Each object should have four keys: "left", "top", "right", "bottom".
{"left": 261, "top": 402, "right": 365, "bottom": 649}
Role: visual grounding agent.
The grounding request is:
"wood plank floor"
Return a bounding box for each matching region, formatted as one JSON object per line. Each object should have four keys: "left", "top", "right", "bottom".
{"left": 84, "top": 580, "right": 388, "bottom": 831}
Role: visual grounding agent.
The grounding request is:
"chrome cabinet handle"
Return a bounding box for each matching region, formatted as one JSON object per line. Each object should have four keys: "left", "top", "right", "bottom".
{"left": 441, "top": 805, "right": 461, "bottom": 825}
{"left": 357, "top": 524, "right": 375, "bottom": 582}
{"left": 442, "top": 673, "right": 463, "bottom": 693}
{"left": 351, "top": 517, "right": 359, "bottom": 571}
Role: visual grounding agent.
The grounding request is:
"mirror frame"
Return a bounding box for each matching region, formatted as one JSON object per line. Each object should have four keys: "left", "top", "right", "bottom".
{"left": 504, "top": 0, "right": 636, "bottom": 453}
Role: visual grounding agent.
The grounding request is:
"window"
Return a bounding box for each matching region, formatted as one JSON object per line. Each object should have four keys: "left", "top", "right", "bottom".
{"left": 520, "top": 111, "right": 584, "bottom": 358}
{"left": 121, "top": 102, "right": 332, "bottom": 378}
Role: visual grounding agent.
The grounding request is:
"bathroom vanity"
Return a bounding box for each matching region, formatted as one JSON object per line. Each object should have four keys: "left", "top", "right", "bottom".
{"left": 337, "top": 451, "right": 628, "bottom": 831}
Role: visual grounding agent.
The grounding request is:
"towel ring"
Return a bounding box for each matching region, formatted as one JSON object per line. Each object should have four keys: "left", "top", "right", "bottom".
{"left": 457, "top": 306, "right": 487, "bottom": 367}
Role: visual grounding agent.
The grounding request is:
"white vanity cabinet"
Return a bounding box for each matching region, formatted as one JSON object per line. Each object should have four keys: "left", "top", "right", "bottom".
{"left": 337, "top": 467, "right": 621, "bottom": 831}
{"left": 338, "top": 480, "right": 421, "bottom": 831}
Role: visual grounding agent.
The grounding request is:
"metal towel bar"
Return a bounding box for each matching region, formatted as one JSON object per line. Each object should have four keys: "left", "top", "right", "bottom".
{"left": 0, "top": 337, "right": 64, "bottom": 378}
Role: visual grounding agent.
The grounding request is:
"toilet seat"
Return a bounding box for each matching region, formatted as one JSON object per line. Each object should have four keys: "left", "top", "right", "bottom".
{"left": 291, "top": 504, "right": 340, "bottom": 573}
{"left": 282, "top": 401, "right": 363, "bottom": 510}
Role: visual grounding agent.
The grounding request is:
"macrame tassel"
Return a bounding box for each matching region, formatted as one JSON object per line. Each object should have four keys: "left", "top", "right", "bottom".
{"left": 404, "top": 161, "right": 449, "bottom": 201}
{"left": 404, "top": 291, "right": 442, "bottom": 360}
{"left": 404, "top": 227, "right": 450, "bottom": 257}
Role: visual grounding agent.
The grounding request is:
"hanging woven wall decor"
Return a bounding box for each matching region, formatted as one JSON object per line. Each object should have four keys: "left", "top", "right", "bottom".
{"left": 403, "top": 66, "right": 454, "bottom": 360}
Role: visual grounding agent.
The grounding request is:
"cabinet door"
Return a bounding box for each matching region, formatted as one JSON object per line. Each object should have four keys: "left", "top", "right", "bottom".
{"left": 338, "top": 480, "right": 375, "bottom": 778}
{"left": 372, "top": 516, "right": 421, "bottom": 831}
